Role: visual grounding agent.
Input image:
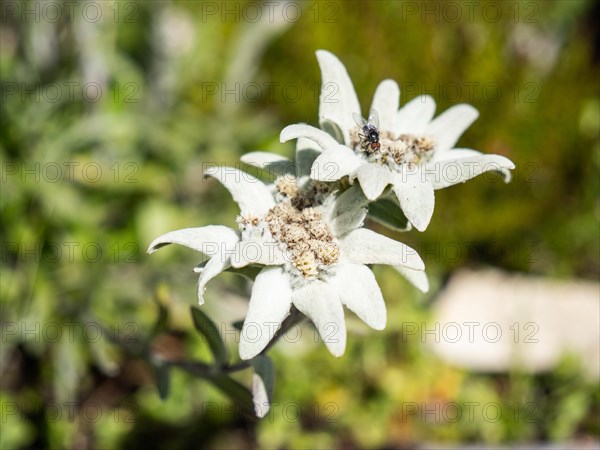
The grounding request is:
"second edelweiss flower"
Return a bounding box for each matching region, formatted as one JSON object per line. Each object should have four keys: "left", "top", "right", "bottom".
{"left": 148, "top": 165, "right": 424, "bottom": 360}
{"left": 281, "top": 50, "right": 515, "bottom": 231}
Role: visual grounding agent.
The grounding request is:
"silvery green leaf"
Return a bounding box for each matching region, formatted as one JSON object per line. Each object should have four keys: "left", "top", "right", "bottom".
{"left": 330, "top": 184, "right": 369, "bottom": 218}
{"left": 155, "top": 363, "right": 171, "bottom": 400}
{"left": 320, "top": 119, "right": 345, "bottom": 144}
{"left": 152, "top": 298, "right": 169, "bottom": 335}
{"left": 241, "top": 151, "right": 296, "bottom": 178}
{"left": 225, "top": 264, "right": 262, "bottom": 281}
{"left": 296, "top": 147, "right": 321, "bottom": 179}
{"left": 190, "top": 306, "right": 228, "bottom": 366}
{"left": 251, "top": 355, "right": 275, "bottom": 419}
{"left": 367, "top": 197, "right": 412, "bottom": 232}
{"left": 205, "top": 375, "right": 255, "bottom": 418}
{"left": 325, "top": 185, "right": 368, "bottom": 236}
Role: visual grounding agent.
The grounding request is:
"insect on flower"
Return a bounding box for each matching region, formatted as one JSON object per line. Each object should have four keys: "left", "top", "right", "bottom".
{"left": 353, "top": 109, "right": 381, "bottom": 154}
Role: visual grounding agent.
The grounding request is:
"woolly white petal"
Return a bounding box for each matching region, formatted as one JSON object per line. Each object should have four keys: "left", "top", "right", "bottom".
{"left": 252, "top": 374, "right": 269, "bottom": 418}
{"left": 370, "top": 79, "right": 400, "bottom": 131}
{"left": 329, "top": 209, "right": 367, "bottom": 237}
{"left": 396, "top": 95, "right": 436, "bottom": 135}
{"left": 425, "top": 154, "right": 515, "bottom": 190}
{"left": 427, "top": 104, "right": 479, "bottom": 153}
{"left": 355, "top": 163, "right": 392, "bottom": 200}
{"left": 335, "top": 263, "right": 386, "bottom": 330}
{"left": 393, "top": 266, "right": 430, "bottom": 293}
{"left": 231, "top": 239, "right": 287, "bottom": 268}
{"left": 204, "top": 166, "right": 274, "bottom": 215}
{"left": 241, "top": 151, "right": 295, "bottom": 177}
{"left": 239, "top": 267, "right": 292, "bottom": 360}
{"left": 325, "top": 186, "right": 369, "bottom": 236}
{"left": 392, "top": 169, "right": 435, "bottom": 232}
{"left": 147, "top": 226, "right": 239, "bottom": 256}
{"left": 292, "top": 280, "right": 346, "bottom": 357}
{"left": 320, "top": 120, "right": 346, "bottom": 144}
{"left": 323, "top": 184, "right": 367, "bottom": 219}
{"left": 197, "top": 256, "right": 231, "bottom": 305}
{"left": 431, "top": 148, "right": 482, "bottom": 162}
{"left": 316, "top": 50, "right": 361, "bottom": 140}
{"left": 280, "top": 123, "right": 340, "bottom": 150}
{"left": 295, "top": 137, "right": 322, "bottom": 177}
{"left": 240, "top": 151, "right": 290, "bottom": 167}
{"left": 339, "top": 229, "right": 424, "bottom": 270}
{"left": 310, "top": 146, "right": 362, "bottom": 181}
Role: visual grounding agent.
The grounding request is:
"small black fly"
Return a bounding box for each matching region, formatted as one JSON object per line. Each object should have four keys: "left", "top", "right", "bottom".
{"left": 353, "top": 109, "right": 381, "bottom": 154}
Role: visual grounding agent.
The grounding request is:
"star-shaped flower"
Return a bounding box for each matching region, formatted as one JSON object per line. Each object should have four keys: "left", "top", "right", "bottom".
{"left": 241, "top": 138, "right": 430, "bottom": 293}
{"left": 148, "top": 160, "right": 424, "bottom": 360}
{"left": 280, "top": 50, "right": 515, "bottom": 231}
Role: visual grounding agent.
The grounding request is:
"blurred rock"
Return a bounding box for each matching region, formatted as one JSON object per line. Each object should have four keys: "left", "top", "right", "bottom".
{"left": 427, "top": 269, "right": 600, "bottom": 378}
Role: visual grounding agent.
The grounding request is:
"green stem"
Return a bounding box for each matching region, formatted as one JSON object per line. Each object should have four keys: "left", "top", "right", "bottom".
{"left": 168, "top": 306, "right": 305, "bottom": 376}
{"left": 93, "top": 304, "right": 306, "bottom": 379}
{"left": 261, "top": 306, "right": 305, "bottom": 355}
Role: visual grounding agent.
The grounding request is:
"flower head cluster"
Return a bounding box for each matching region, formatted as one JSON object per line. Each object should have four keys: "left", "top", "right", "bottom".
{"left": 236, "top": 174, "right": 340, "bottom": 282}
{"left": 148, "top": 51, "right": 514, "bottom": 361}
{"left": 281, "top": 50, "right": 515, "bottom": 231}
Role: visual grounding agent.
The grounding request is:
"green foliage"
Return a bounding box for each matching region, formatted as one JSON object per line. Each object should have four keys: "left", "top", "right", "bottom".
{"left": 368, "top": 195, "right": 411, "bottom": 231}
{"left": 252, "top": 354, "right": 275, "bottom": 406}
{"left": 1, "top": 0, "right": 598, "bottom": 448}
{"left": 190, "top": 306, "right": 229, "bottom": 366}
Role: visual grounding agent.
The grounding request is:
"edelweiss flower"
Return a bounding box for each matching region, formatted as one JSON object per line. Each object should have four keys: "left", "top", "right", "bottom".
{"left": 280, "top": 50, "right": 515, "bottom": 231}
{"left": 242, "top": 138, "right": 430, "bottom": 293}
{"left": 148, "top": 162, "right": 424, "bottom": 360}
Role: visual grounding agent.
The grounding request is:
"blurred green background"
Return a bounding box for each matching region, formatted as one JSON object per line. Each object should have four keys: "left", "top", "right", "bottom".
{"left": 1, "top": 0, "right": 599, "bottom": 448}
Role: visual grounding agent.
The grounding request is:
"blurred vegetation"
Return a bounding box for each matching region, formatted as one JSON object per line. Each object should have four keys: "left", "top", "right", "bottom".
{"left": 1, "top": 0, "right": 598, "bottom": 449}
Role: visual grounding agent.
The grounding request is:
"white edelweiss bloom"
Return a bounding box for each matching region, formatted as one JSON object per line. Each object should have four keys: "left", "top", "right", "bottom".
{"left": 280, "top": 50, "right": 515, "bottom": 232}
{"left": 149, "top": 164, "right": 424, "bottom": 360}
{"left": 242, "top": 140, "right": 430, "bottom": 294}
